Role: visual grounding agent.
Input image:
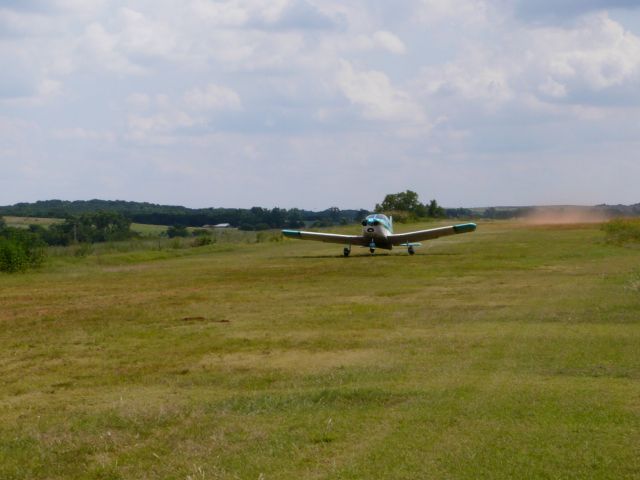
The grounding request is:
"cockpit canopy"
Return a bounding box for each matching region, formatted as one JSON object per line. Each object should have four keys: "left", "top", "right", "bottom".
{"left": 361, "top": 213, "right": 390, "bottom": 227}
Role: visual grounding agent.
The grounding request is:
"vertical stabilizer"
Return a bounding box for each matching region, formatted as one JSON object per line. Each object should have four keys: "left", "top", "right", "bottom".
{"left": 389, "top": 216, "right": 393, "bottom": 233}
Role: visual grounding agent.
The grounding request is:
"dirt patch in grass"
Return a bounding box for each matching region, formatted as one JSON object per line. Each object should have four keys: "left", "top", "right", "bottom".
{"left": 198, "top": 348, "right": 380, "bottom": 373}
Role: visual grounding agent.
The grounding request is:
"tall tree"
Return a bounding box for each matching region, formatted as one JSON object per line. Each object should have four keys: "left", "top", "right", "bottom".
{"left": 375, "top": 190, "right": 421, "bottom": 213}
{"left": 427, "top": 199, "right": 445, "bottom": 218}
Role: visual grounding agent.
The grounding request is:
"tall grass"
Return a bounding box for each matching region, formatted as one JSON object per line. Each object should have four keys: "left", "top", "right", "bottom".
{"left": 46, "top": 229, "right": 284, "bottom": 258}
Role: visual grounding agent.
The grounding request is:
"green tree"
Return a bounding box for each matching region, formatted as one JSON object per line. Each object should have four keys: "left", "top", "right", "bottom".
{"left": 375, "top": 191, "right": 447, "bottom": 218}
{"left": 327, "top": 207, "right": 341, "bottom": 223}
{"left": 375, "top": 190, "right": 421, "bottom": 213}
{"left": 285, "top": 208, "right": 304, "bottom": 228}
{"left": 43, "top": 212, "right": 133, "bottom": 245}
{"left": 427, "top": 199, "right": 445, "bottom": 218}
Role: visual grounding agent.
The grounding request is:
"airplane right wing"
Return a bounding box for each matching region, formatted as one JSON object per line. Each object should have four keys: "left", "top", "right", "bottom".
{"left": 388, "top": 223, "right": 476, "bottom": 246}
{"left": 282, "top": 229, "right": 367, "bottom": 246}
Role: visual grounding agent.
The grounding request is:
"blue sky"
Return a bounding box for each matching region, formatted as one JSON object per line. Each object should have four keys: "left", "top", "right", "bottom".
{"left": 1, "top": 0, "right": 639, "bottom": 210}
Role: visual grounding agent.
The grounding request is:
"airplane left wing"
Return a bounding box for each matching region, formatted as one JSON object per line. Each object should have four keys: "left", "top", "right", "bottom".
{"left": 282, "top": 230, "right": 367, "bottom": 246}
{"left": 388, "top": 223, "right": 476, "bottom": 246}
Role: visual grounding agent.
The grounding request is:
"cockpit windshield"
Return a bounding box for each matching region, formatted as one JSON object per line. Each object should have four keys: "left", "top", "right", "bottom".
{"left": 366, "top": 214, "right": 389, "bottom": 221}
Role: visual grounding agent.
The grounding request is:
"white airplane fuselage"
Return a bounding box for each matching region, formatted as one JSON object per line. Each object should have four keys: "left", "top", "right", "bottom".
{"left": 361, "top": 214, "right": 394, "bottom": 250}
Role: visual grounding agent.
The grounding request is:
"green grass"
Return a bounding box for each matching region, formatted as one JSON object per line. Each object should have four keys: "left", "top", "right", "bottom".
{"left": 130, "top": 222, "right": 168, "bottom": 236}
{"left": 1, "top": 221, "right": 639, "bottom": 479}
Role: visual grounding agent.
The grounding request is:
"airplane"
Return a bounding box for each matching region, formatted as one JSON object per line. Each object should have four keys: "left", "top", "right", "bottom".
{"left": 282, "top": 213, "right": 476, "bottom": 256}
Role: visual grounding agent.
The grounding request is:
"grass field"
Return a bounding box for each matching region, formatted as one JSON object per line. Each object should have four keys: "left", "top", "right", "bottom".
{"left": 1, "top": 221, "right": 639, "bottom": 479}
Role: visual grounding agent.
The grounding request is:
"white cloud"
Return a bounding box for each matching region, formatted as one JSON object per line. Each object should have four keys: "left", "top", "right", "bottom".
{"left": 417, "top": 0, "right": 490, "bottom": 25}
{"left": 420, "top": 56, "right": 512, "bottom": 104}
{"left": 127, "top": 111, "right": 197, "bottom": 144}
{"left": 336, "top": 60, "right": 425, "bottom": 123}
{"left": 538, "top": 77, "right": 567, "bottom": 98}
{"left": 124, "top": 83, "right": 241, "bottom": 144}
{"left": 82, "top": 22, "right": 145, "bottom": 75}
{"left": 372, "top": 30, "right": 406, "bottom": 54}
{"left": 117, "top": 7, "right": 178, "bottom": 58}
{"left": 417, "top": 11, "right": 640, "bottom": 114}
{"left": 52, "top": 127, "right": 116, "bottom": 142}
{"left": 126, "top": 93, "right": 151, "bottom": 109}
{"left": 183, "top": 84, "right": 242, "bottom": 111}
{"left": 539, "top": 13, "right": 640, "bottom": 91}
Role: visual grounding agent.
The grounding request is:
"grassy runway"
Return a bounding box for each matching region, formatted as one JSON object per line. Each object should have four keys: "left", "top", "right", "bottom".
{"left": 1, "top": 221, "right": 639, "bottom": 479}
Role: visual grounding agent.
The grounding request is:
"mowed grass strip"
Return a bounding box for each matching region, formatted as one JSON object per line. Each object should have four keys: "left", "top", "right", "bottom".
{"left": 0, "top": 222, "right": 639, "bottom": 479}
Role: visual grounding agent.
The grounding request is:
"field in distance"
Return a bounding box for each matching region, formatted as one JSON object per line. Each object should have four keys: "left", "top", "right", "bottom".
{"left": 4, "top": 215, "right": 63, "bottom": 228}
{"left": 4, "top": 215, "right": 168, "bottom": 237}
{"left": 1, "top": 221, "right": 639, "bottom": 479}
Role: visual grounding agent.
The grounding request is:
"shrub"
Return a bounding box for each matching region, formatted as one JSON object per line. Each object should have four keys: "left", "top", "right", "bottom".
{"left": 0, "top": 228, "right": 46, "bottom": 272}
{"left": 602, "top": 218, "right": 640, "bottom": 244}
{"left": 73, "top": 243, "right": 94, "bottom": 257}
{"left": 167, "top": 225, "right": 189, "bottom": 238}
{"left": 192, "top": 235, "right": 214, "bottom": 247}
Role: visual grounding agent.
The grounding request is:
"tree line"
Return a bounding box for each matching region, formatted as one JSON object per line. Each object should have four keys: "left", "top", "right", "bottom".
{"left": 0, "top": 200, "right": 367, "bottom": 230}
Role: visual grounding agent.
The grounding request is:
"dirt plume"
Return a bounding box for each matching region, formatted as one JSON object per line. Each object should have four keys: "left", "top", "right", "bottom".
{"left": 523, "top": 207, "right": 610, "bottom": 225}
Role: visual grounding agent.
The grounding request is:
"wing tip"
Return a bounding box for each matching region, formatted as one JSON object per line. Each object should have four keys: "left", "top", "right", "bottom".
{"left": 281, "top": 229, "right": 301, "bottom": 237}
{"left": 453, "top": 223, "right": 477, "bottom": 234}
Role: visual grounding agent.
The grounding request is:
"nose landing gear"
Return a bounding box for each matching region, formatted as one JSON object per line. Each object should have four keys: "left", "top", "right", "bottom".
{"left": 369, "top": 241, "right": 376, "bottom": 255}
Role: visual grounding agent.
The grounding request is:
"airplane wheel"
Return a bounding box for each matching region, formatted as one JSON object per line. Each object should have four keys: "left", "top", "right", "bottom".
{"left": 408, "top": 246, "right": 415, "bottom": 255}
{"left": 343, "top": 248, "right": 350, "bottom": 257}
{"left": 369, "top": 249, "right": 375, "bottom": 255}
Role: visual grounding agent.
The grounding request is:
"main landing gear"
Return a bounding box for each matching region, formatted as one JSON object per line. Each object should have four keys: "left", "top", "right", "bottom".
{"left": 408, "top": 246, "right": 415, "bottom": 255}
{"left": 343, "top": 247, "right": 351, "bottom": 257}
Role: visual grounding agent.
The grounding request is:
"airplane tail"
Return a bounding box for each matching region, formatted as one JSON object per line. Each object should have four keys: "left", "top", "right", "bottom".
{"left": 389, "top": 215, "right": 393, "bottom": 230}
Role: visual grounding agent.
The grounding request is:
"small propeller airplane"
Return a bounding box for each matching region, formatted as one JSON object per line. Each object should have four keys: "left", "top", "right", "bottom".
{"left": 282, "top": 214, "right": 476, "bottom": 256}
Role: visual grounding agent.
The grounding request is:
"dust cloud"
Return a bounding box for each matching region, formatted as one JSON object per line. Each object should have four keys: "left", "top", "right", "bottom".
{"left": 522, "top": 207, "right": 610, "bottom": 225}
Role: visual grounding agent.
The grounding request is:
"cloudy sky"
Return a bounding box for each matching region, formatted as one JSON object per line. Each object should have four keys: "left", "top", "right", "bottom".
{"left": 1, "top": 0, "right": 640, "bottom": 210}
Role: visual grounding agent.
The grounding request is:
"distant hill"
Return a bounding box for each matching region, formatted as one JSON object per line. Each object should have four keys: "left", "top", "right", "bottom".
{"left": 0, "top": 199, "right": 368, "bottom": 230}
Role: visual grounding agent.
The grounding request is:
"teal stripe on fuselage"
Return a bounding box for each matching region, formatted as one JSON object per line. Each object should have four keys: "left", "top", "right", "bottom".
{"left": 365, "top": 214, "right": 393, "bottom": 233}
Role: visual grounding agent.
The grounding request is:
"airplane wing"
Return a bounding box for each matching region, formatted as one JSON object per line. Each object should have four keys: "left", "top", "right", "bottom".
{"left": 388, "top": 223, "right": 476, "bottom": 246}
{"left": 282, "top": 229, "right": 367, "bottom": 246}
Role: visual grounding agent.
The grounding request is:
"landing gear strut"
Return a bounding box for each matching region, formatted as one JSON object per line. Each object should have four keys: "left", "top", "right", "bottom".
{"left": 343, "top": 247, "right": 351, "bottom": 257}
{"left": 369, "top": 241, "right": 376, "bottom": 255}
{"left": 408, "top": 246, "right": 415, "bottom": 255}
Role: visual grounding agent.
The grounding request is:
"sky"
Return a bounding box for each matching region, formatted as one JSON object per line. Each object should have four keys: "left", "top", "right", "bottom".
{"left": 1, "top": 0, "right": 640, "bottom": 210}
